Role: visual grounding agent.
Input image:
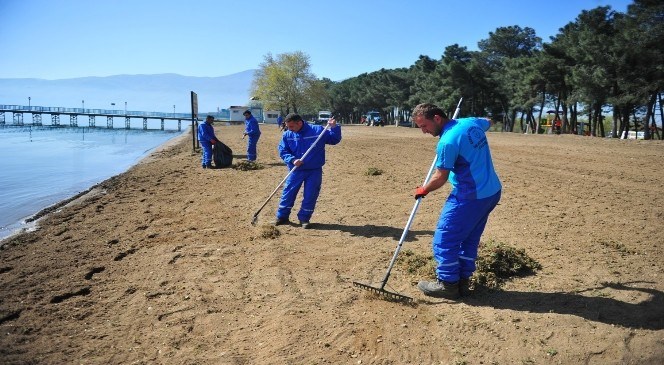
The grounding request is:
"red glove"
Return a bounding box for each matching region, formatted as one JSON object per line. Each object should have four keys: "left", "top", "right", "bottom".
{"left": 210, "top": 139, "right": 216, "bottom": 144}
{"left": 414, "top": 186, "right": 428, "bottom": 200}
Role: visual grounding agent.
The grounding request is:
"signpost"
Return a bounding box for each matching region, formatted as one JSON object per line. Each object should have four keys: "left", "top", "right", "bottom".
{"left": 191, "top": 91, "right": 198, "bottom": 152}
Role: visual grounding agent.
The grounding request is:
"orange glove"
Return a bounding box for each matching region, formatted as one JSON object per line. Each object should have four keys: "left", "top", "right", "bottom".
{"left": 414, "top": 186, "right": 428, "bottom": 200}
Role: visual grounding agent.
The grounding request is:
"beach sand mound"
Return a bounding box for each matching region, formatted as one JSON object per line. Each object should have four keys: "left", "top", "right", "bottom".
{"left": 1, "top": 124, "right": 663, "bottom": 364}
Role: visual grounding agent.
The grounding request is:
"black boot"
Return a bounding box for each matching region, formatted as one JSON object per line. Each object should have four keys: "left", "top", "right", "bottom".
{"left": 459, "top": 278, "right": 471, "bottom": 297}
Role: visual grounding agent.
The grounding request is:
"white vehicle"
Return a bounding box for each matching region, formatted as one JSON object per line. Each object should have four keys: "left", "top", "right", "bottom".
{"left": 317, "top": 111, "right": 332, "bottom": 125}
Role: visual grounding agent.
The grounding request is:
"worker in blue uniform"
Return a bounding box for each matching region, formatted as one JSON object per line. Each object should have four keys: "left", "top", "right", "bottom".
{"left": 197, "top": 115, "right": 219, "bottom": 169}
{"left": 274, "top": 113, "right": 342, "bottom": 229}
{"left": 411, "top": 103, "right": 502, "bottom": 299}
{"left": 243, "top": 110, "right": 261, "bottom": 161}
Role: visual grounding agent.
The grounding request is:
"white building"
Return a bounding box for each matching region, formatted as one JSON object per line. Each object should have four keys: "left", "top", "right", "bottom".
{"left": 229, "top": 106, "right": 269, "bottom": 123}
{"left": 229, "top": 106, "right": 249, "bottom": 122}
{"left": 263, "top": 110, "right": 281, "bottom": 124}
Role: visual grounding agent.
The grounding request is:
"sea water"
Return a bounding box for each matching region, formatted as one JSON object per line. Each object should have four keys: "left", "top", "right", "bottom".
{"left": 0, "top": 125, "right": 184, "bottom": 241}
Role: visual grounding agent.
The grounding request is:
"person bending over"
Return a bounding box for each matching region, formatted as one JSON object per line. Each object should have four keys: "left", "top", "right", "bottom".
{"left": 411, "top": 103, "right": 502, "bottom": 299}
{"left": 197, "top": 115, "right": 219, "bottom": 169}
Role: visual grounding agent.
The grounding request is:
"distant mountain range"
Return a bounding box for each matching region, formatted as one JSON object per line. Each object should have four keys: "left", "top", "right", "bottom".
{"left": 0, "top": 70, "right": 256, "bottom": 114}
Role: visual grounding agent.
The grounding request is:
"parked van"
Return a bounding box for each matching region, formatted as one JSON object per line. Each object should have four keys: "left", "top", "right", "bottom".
{"left": 317, "top": 111, "right": 332, "bottom": 125}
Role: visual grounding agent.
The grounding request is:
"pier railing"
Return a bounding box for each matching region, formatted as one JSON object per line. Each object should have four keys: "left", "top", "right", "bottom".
{"left": 0, "top": 104, "right": 199, "bottom": 130}
{"left": 0, "top": 104, "right": 192, "bottom": 119}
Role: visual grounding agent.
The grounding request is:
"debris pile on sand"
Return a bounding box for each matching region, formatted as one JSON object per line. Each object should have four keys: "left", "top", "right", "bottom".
{"left": 365, "top": 167, "right": 383, "bottom": 176}
{"left": 399, "top": 240, "right": 541, "bottom": 289}
{"left": 473, "top": 240, "right": 541, "bottom": 288}
{"left": 260, "top": 224, "right": 280, "bottom": 239}
{"left": 234, "top": 160, "right": 264, "bottom": 171}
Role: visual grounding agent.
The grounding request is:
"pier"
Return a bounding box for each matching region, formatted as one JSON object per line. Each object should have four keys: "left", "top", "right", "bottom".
{"left": 0, "top": 105, "right": 193, "bottom": 131}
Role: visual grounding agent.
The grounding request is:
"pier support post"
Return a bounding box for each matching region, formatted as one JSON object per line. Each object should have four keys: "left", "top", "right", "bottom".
{"left": 161, "top": 118, "right": 164, "bottom": 130}
{"left": 89, "top": 115, "right": 95, "bottom": 127}
{"left": 0, "top": 112, "right": 4, "bottom": 125}
{"left": 32, "top": 113, "right": 42, "bottom": 126}
{"left": 125, "top": 116, "right": 131, "bottom": 129}
{"left": 107, "top": 116, "right": 113, "bottom": 128}
{"left": 13, "top": 112, "right": 24, "bottom": 126}
{"left": 178, "top": 119, "right": 181, "bottom": 131}
{"left": 52, "top": 114, "right": 60, "bottom": 126}
{"left": 143, "top": 117, "right": 148, "bottom": 130}
{"left": 70, "top": 114, "right": 78, "bottom": 127}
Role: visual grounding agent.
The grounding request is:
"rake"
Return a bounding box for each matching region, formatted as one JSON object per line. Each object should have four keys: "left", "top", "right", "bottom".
{"left": 251, "top": 123, "right": 332, "bottom": 226}
{"left": 353, "top": 98, "right": 463, "bottom": 303}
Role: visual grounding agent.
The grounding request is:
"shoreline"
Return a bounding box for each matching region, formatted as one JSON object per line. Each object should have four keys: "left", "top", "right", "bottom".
{"left": 1, "top": 125, "right": 662, "bottom": 364}
{"left": 0, "top": 128, "right": 191, "bottom": 246}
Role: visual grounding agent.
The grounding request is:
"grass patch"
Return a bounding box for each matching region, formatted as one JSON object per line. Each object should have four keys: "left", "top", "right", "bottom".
{"left": 397, "top": 240, "right": 541, "bottom": 290}
{"left": 365, "top": 167, "right": 383, "bottom": 176}
{"left": 398, "top": 249, "right": 436, "bottom": 277}
{"left": 233, "top": 160, "right": 263, "bottom": 171}
{"left": 259, "top": 224, "right": 280, "bottom": 239}
{"left": 598, "top": 239, "right": 636, "bottom": 255}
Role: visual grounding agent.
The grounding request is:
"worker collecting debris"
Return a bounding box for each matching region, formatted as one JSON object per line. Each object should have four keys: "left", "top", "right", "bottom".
{"left": 411, "top": 103, "right": 502, "bottom": 300}
{"left": 197, "top": 115, "right": 219, "bottom": 169}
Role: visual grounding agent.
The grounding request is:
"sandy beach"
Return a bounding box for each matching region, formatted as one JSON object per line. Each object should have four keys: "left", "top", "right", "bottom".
{"left": 1, "top": 123, "right": 662, "bottom": 364}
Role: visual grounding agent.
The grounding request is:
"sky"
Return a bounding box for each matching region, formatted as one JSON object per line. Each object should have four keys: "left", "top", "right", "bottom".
{"left": 0, "top": 0, "right": 632, "bottom": 82}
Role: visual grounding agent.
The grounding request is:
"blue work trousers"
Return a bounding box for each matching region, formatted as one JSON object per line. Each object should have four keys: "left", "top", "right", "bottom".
{"left": 276, "top": 168, "right": 322, "bottom": 222}
{"left": 200, "top": 141, "right": 213, "bottom": 166}
{"left": 247, "top": 134, "right": 260, "bottom": 161}
{"left": 433, "top": 191, "right": 501, "bottom": 283}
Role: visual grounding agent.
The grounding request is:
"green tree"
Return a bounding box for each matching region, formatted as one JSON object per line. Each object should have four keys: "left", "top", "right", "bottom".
{"left": 408, "top": 55, "right": 442, "bottom": 107}
{"left": 620, "top": 0, "right": 664, "bottom": 139}
{"left": 477, "top": 25, "right": 542, "bottom": 131}
{"left": 437, "top": 45, "right": 474, "bottom": 115}
{"left": 540, "top": 40, "right": 574, "bottom": 133}
{"left": 250, "top": 51, "right": 319, "bottom": 115}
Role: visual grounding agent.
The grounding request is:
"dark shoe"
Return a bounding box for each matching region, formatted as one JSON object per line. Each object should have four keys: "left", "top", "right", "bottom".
{"left": 459, "top": 278, "right": 471, "bottom": 297}
{"left": 300, "top": 221, "right": 311, "bottom": 229}
{"left": 273, "top": 218, "right": 290, "bottom": 226}
{"left": 202, "top": 165, "right": 207, "bottom": 169}
{"left": 417, "top": 280, "right": 460, "bottom": 299}
{"left": 205, "top": 164, "right": 213, "bottom": 169}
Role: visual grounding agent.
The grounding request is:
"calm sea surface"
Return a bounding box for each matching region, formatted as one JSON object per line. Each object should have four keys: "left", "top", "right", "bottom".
{"left": 0, "top": 125, "right": 184, "bottom": 241}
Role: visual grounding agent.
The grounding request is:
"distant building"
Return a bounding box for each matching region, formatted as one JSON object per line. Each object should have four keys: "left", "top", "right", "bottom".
{"left": 229, "top": 106, "right": 249, "bottom": 122}
{"left": 229, "top": 106, "right": 269, "bottom": 123}
{"left": 228, "top": 105, "right": 272, "bottom": 124}
{"left": 263, "top": 110, "right": 280, "bottom": 124}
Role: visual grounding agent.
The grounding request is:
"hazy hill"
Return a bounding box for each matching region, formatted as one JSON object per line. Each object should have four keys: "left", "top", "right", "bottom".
{"left": 0, "top": 70, "right": 256, "bottom": 114}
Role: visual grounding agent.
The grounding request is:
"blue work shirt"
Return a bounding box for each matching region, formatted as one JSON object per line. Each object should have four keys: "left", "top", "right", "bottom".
{"left": 197, "top": 122, "right": 217, "bottom": 143}
{"left": 279, "top": 122, "right": 342, "bottom": 170}
{"left": 244, "top": 116, "right": 261, "bottom": 136}
{"left": 436, "top": 117, "right": 501, "bottom": 200}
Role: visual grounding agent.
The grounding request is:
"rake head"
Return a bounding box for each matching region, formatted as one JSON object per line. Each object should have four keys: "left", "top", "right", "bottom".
{"left": 353, "top": 281, "right": 413, "bottom": 304}
{"left": 250, "top": 214, "right": 259, "bottom": 226}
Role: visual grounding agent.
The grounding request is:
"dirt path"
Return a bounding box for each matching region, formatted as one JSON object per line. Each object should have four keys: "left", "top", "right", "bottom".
{"left": 1, "top": 124, "right": 662, "bottom": 364}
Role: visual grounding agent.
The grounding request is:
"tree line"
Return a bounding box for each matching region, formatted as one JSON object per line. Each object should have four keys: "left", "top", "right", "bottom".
{"left": 251, "top": 0, "right": 663, "bottom": 139}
